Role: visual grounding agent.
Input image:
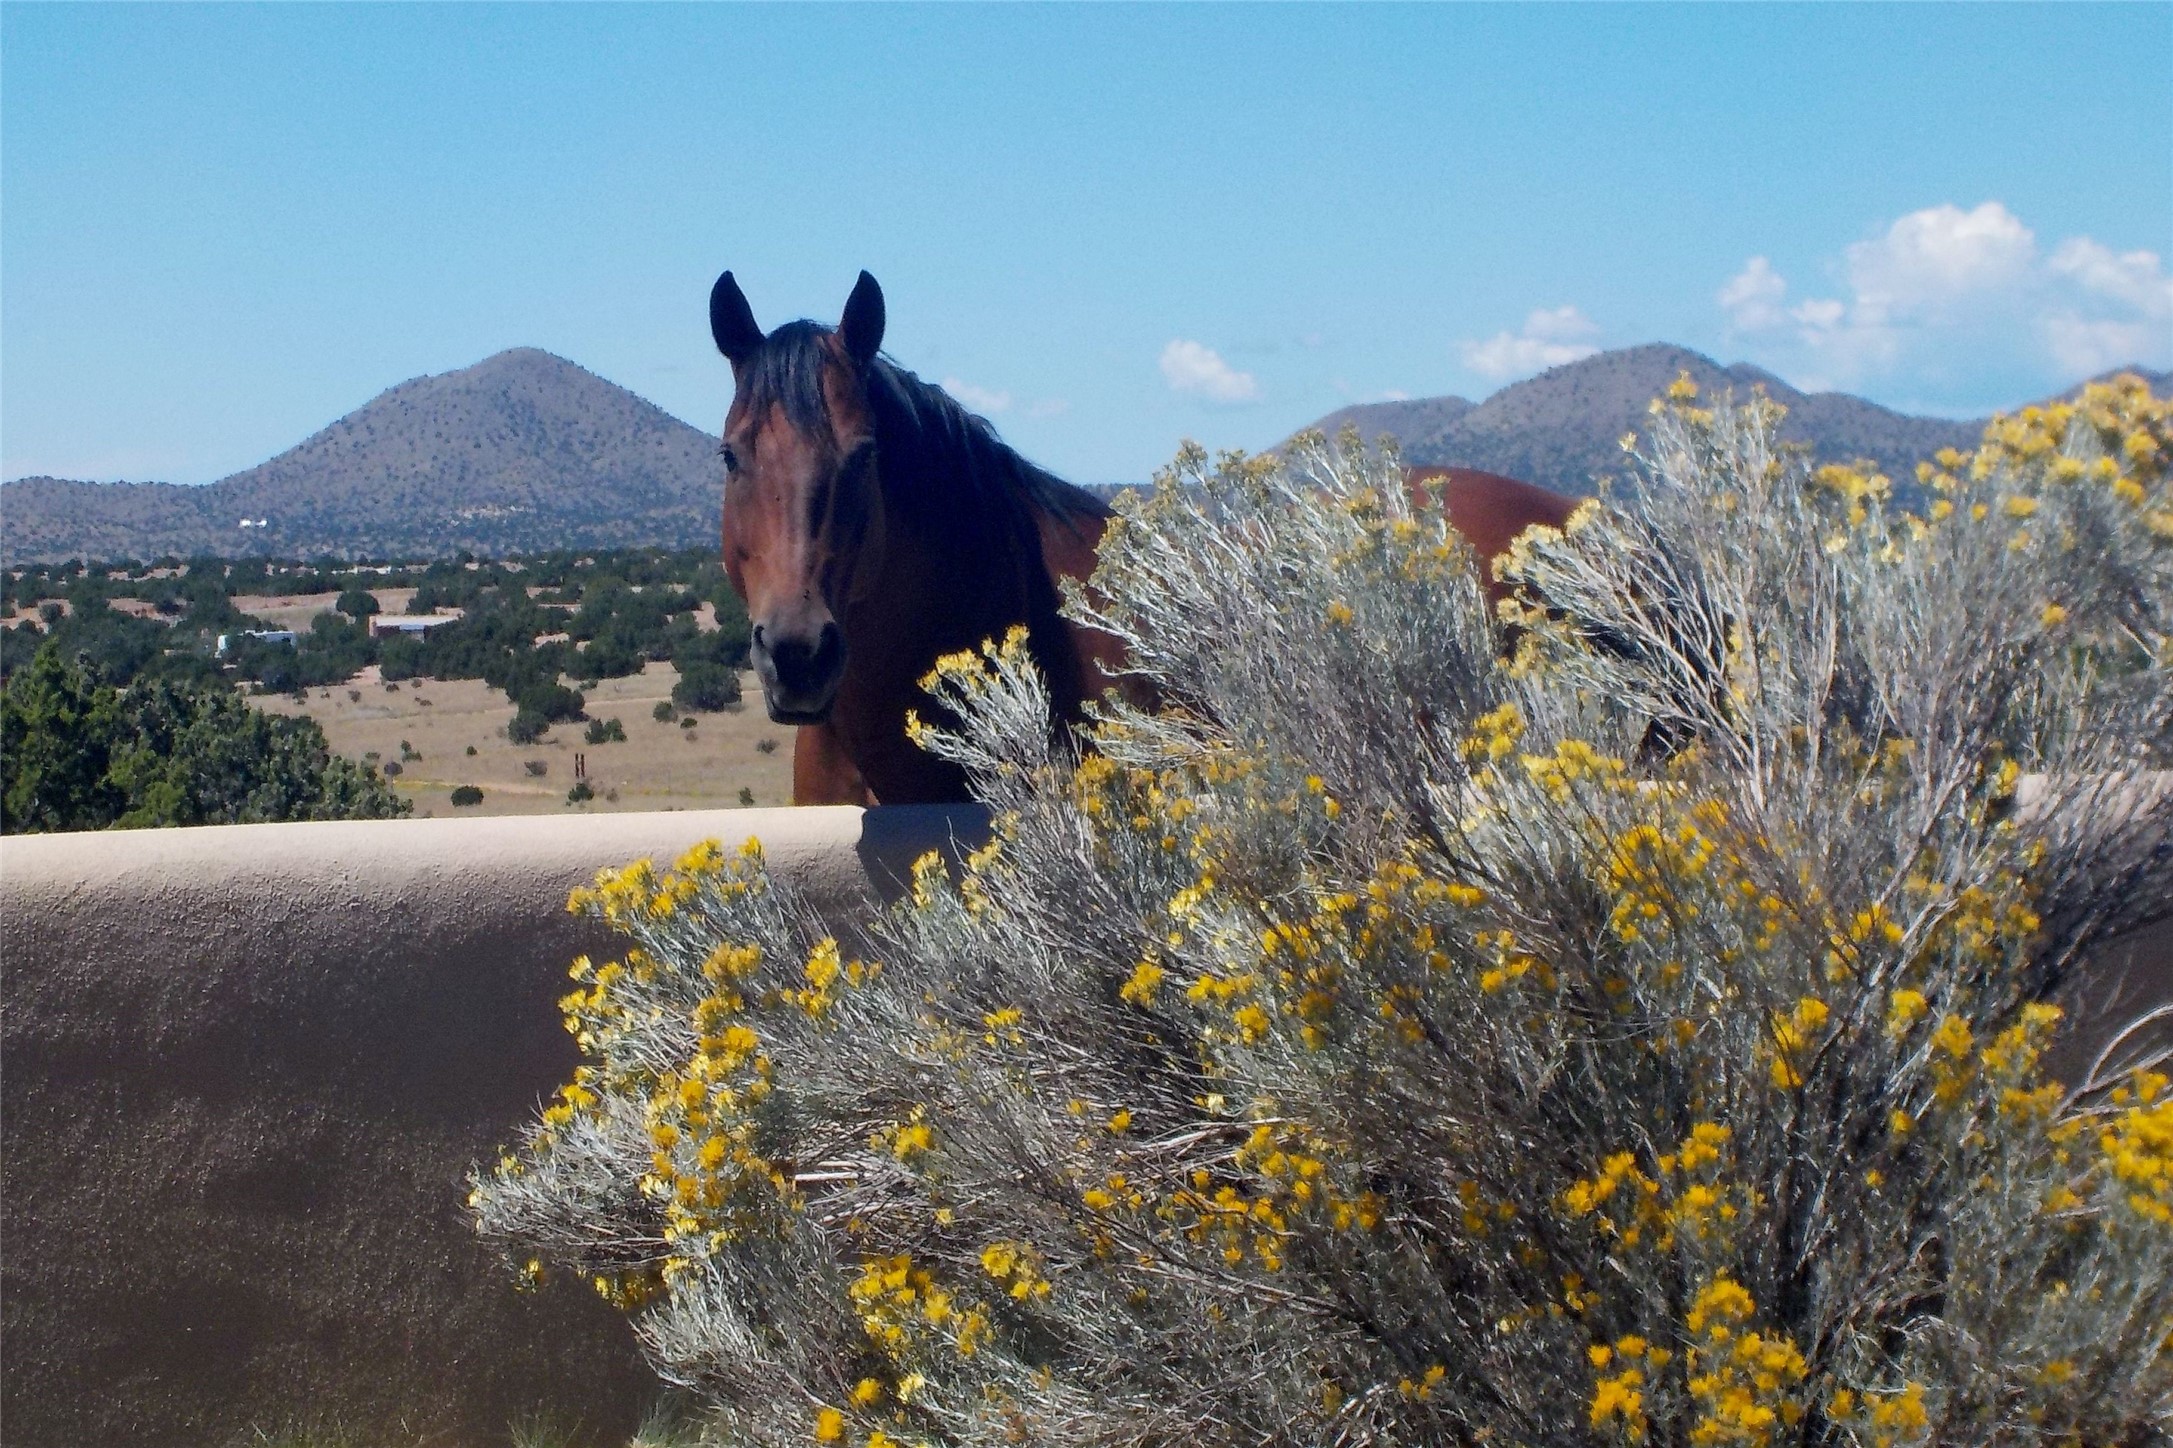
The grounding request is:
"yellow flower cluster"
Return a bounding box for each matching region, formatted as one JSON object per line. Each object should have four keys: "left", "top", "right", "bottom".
{"left": 1588, "top": 1335, "right": 1669, "bottom": 1439}
{"left": 2099, "top": 1069, "right": 2173, "bottom": 1226}
{"left": 1916, "top": 373, "right": 2173, "bottom": 543}
{"left": 1124, "top": 1118, "right": 1389, "bottom": 1275}
{"left": 1603, "top": 801, "right": 1726, "bottom": 945}
{"left": 1813, "top": 461, "right": 1892, "bottom": 528}
{"left": 1829, "top": 1380, "right": 1931, "bottom": 1448}
{"left": 1520, "top": 737, "right": 1630, "bottom": 804}
{"left": 1982, "top": 1002, "right": 2064, "bottom": 1124}
{"left": 977, "top": 1239, "right": 1053, "bottom": 1301}
{"left": 1116, "top": 957, "right": 1165, "bottom": 1008}
{"left": 848, "top": 1252, "right": 991, "bottom": 1360}
{"left": 1914, "top": 876, "right": 2042, "bottom": 968}
{"left": 641, "top": 978, "right": 786, "bottom": 1258}
{"left": 1463, "top": 702, "right": 1525, "bottom": 765}
{"left": 914, "top": 623, "right": 1034, "bottom": 701}
{"left": 1766, "top": 995, "right": 1830, "bottom": 1090}
{"left": 1927, "top": 1013, "right": 1975, "bottom": 1105}
{"left": 565, "top": 835, "right": 766, "bottom": 927}
{"left": 872, "top": 1107, "right": 936, "bottom": 1165}
{"left": 1681, "top": 1274, "right": 1809, "bottom": 1447}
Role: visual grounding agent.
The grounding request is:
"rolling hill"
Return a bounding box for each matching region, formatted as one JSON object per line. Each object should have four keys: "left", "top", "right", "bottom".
{"left": 2, "top": 349, "right": 724, "bottom": 564}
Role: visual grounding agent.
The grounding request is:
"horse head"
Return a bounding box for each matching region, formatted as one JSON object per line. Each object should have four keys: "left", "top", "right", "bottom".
{"left": 710, "top": 269, "right": 889, "bottom": 725}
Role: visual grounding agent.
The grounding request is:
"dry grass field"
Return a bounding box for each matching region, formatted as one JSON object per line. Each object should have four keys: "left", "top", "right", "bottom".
{"left": 252, "top": 661, "right": 797, "bottom": 816}
{"left": 230, "top": 588, "right": 423, "bottom": 631}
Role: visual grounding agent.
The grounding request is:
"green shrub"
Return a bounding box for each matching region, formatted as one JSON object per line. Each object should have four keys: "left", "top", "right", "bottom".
{"left": 512, "top": 678, "right": 586, "bottom": 725}
{"left": 653, "top": 700, "right": 677, "bottom": 723}
{"left": 335, "top": 586, "right": 379, "bottom": 620}
{"left": 507, "top": 710, "right": 548, "bottom": 745}
{"left": 672, "top": 659, "right": 741, "bottom": 713}
{"left": 1, "top": 642, "right": 409, "bottom": 832}
{"left": 449, "top": 785, "right": 484, "bottom": 807}
{"left": 474, "top": 381, "right": 2172, "bottom": 1446}
{"left": 585, "top": 716, "right": 628, "bottom": 745}
{"left": 566, "top": 780, "right": 594, "bottom": 805}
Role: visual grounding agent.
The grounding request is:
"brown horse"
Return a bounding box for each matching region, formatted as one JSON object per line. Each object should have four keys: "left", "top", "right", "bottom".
{"left": 709, "top": 270, "right": 1581, "bottom": 805}
{"left": 1407, "top": 465, "right": 1581, "bottom": 599}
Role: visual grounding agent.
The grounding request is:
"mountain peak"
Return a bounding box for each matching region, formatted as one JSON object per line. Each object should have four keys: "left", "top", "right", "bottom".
{"left": 1286, "top": 343, "right": 1999, "bottom": 496}
{"left": 4, "top": 350, "right": 726, "bottom": 563}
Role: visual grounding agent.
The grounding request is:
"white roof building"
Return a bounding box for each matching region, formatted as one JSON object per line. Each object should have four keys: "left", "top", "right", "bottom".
{"left": 367, "top": 614, "right": 464, "bottom": 639}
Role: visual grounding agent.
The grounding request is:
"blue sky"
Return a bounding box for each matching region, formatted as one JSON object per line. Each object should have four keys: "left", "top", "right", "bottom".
{"left": 4, "top": 3, "right": 2169, "bottom": 488}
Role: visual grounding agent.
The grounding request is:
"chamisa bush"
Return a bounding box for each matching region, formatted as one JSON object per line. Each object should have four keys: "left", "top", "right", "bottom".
{"left": 473, "top": 377, "right": 2172, "bottom": 1446}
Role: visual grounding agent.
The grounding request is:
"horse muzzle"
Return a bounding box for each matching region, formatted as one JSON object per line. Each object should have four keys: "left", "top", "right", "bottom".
{"left": 751, "top": 620, "right": 846, "bottom": 724}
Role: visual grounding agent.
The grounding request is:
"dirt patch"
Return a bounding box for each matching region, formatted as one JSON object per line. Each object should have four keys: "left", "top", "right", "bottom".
{"left": 253, "top": 662, "right": 796, "bottom": 814}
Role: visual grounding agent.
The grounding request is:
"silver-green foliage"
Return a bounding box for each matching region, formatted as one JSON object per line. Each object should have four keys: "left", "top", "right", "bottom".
{"left": 473, "top": 382, "right": 2172, "bottom": 1447}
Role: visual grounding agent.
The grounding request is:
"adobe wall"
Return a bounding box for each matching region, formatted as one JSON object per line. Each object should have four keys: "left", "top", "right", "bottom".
{"left": 0, "top": 799, "right": 2163, "bottom": 1447}
{"left": 0, "top": 805, "right": 989, "bottom": 1448}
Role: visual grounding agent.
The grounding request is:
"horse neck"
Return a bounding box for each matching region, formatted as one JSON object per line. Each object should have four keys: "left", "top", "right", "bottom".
{"left": 840, "top": 480, "right": 1042, "bottom": 691}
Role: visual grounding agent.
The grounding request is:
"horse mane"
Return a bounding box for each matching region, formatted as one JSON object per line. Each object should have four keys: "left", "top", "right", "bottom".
{"left": 736, "top": 320, "right": 1108, "bottom": 536}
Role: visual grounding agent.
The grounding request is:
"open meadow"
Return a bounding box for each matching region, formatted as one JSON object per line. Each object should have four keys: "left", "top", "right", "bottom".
{"left": 251, "top": 660, "right": 796, "bottom": 816}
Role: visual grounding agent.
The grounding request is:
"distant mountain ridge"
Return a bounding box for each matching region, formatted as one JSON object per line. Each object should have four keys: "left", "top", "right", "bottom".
{"left": 1291, "top": 346, "right": 2171, "bottom": 498}
{"left": 8, "top": 344, "right": 2165, "bottom": 564}
{"left": 3, "top": 349, "right": 724, "bottom": 564}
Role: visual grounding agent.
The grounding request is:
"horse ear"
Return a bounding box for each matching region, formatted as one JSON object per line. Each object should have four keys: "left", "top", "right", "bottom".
{"left": 839, "top": 271, "right": 885, "bottom": 367}
{"left": 709, "top": 271, "right": 764, "bottom": 368}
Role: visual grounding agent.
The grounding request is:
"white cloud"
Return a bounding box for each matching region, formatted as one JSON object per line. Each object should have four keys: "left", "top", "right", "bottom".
{"left": 1026, "top": 397, "right": 1071, "bottom": 418}
{"left": 1715, "top": 201, "right": 2172, "bottom": 393}
{"left": 1790, "top": 297, "right": 1847, "bottom": 330}
{"left": 1459, "top": 305, "right": 1601, "bottom": 380}
{"left": 1719, "top": 257, "right": 1790, "bottom": 331}
{"left": 1845, "top": 201, "right": 2036, "bottom": 324}
{"left": 942, "top": 377, "right": 1012, "bottom": 414}
{"left": 1382, "top": 389, "right": 1411, "bottom": 402}
{"left": 2044, "top": 315, "right": 2168, "bottom": 378}
{"left": 1159, "top": 339, "right": 1261, "bottom": 403}
{"left": 2048, "top": 237, "right": 2173, "bottom": 318}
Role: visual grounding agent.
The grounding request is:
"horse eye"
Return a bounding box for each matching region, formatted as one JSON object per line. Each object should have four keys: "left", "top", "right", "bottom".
{"left": 719, "top": 443, "right": 740, "bottom": 474}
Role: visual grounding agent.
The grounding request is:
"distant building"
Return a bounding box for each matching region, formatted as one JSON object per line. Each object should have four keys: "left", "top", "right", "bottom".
{"left": 216, "top": 630, "right": 297, "bottom": 656}
{"left": 367, "top": 614, "right": 464, "bottom": 640}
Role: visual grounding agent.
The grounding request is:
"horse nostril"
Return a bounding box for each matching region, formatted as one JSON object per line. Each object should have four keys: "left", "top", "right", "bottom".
{"left": 768, "top": 627, "right": 845, "bottom": 696}
{"left": 752, "top": 623, "right": 769, "bottom": 650}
